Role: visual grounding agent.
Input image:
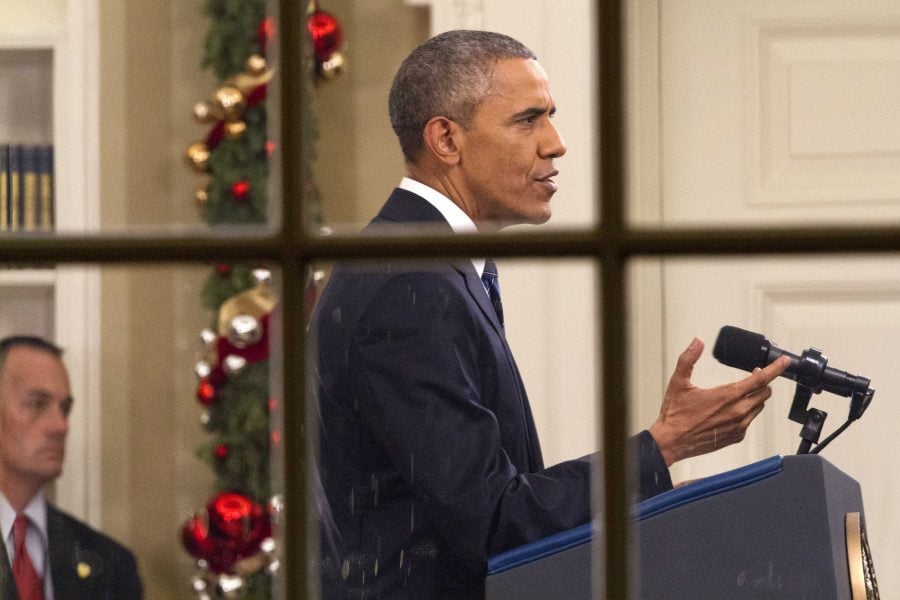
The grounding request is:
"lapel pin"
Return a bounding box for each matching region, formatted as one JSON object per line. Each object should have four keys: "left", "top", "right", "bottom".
{"left": 77, "top": 562, "right": 92, "bottom": 579}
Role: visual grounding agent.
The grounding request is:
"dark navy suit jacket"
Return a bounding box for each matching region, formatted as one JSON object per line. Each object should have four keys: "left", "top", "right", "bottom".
{"left": 0, "top": 504, "right": 142, "bottom": 599}
{"left": 314, "top": 189, "right": 672, "bottom": 599}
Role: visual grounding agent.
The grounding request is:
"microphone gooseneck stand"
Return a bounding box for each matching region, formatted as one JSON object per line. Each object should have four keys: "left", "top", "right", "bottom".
{"left": 787, "top": 347, "right": 875, "bottom": 455}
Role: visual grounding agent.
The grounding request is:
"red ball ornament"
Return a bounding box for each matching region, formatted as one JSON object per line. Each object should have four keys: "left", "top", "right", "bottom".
{"left": 209, "top": 492, "right": 258, "bottom": 539}
{"left": 214, "top": 444, "right": 229, "bottom": 461}
{"left": 182, "top": 513, "right": 217, "bottom": 561}
{"left": 257, "top": 16, "right": 276, "bottom": 56}
{"left": 265, "top": 140, "right": 276, "bottom": 157}
{"left": 207, "top": 492, "right": 271, "bottom": 557}
{"left": 307, "top": 10, "right": 342, "bottom": 61}
{"left": 231, "top": 180, "right": 251, "bottom": 201}
{"left": 215, "top": 263, "right": 231, "bottom": 276}
{"left": 196, "top": 378, "right": 217, "bottom": 406}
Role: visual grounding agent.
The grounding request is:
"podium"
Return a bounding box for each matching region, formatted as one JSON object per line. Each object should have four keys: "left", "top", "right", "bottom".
{"left": 486, "top": 455, "right": 877, "bottom": 599}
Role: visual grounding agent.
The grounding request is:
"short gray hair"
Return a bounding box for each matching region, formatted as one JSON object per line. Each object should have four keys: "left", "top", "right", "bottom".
{"left": 388, "top": 30, "right": 536, "bottom": 163}
{"left": 0, "top": 335, "right": 63, "bottom": 377}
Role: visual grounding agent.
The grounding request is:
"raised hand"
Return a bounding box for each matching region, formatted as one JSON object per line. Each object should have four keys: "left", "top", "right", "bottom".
{"left": 648, "top": 337, "right": 791, "bottom": 466}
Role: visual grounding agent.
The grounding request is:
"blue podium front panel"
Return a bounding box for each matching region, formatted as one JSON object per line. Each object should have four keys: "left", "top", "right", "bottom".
{"left": 486, "top": 455, "right": 865, "bottom": 600}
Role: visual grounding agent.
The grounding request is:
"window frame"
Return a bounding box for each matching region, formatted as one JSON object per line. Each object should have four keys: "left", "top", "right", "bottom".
{"left": 1, "top": 2, "right": 899, "bottom": 598}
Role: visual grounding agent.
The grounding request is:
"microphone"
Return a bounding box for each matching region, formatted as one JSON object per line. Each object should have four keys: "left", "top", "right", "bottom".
{"left": 712, "top": 325, "right": 873, "bottom": 400}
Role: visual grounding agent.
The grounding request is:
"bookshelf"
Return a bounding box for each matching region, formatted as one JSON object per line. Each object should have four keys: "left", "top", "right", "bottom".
{"left": 0, "top": 0, "right": 102, "bottom": 524}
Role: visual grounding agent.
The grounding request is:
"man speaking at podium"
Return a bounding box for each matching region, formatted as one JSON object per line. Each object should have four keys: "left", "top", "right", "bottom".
{"left": 312, "top": 30, "right": 791, "bottom": 600}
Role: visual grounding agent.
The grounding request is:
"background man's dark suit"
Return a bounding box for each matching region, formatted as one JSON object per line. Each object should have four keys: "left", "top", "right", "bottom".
{"left": 315, "top": 189, "right": 672, "bottom": 599}
{"left": 0, "top": 505, "right": 142, "bottom": 600}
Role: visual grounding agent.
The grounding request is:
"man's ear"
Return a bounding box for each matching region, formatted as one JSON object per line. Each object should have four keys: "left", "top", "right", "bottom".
{"left": 421, "top": 116, "right": 461, "bottom": 166}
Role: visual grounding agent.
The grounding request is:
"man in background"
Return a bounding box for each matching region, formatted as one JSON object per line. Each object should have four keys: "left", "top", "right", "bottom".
{"left": 0, "top": 335, "right": 142, "bottom": 599}
{"left": 314, "top": 30, "right": 790, "bottom": 599}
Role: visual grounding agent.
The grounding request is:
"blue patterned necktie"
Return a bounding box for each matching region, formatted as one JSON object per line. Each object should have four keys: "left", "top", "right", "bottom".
{"left": 481, "top": 260, "right": 504, "bottom": 328}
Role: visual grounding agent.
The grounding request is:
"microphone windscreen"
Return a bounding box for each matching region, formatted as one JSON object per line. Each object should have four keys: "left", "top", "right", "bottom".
{"left": 713, "top": 326, "right": 769, "bottom": 372}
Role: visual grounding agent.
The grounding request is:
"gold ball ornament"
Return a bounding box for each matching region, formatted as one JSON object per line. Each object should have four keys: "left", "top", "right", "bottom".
{"left": 200, "top": 328, "right": 217, "bottom": 347}
{"left": 190, "top": 573, "right": 208, "bottom": 594}
{"left": 194, "top": 360, "right": 212, "bottom": 380}
{"left": 215, "top": 573, "right": 244, "bottom": 599}
{"left": 224, "top": 120, "right": 247, "bottom": 139}
{"left": 252, "top": 268, "right": 272, "bottom": 286}
{"left": 246, "top": 54, "right": 268, "bottom": 76}
{"left": 316, "top": 51, "right": 346, "bottom": 83}
{"left": 217, "top": 285, "right": 277, "bottom": 338}
{"left": 214, "top": 85, "right": 246, "bottom": 121}
{"left": 227, "top": 314, "right": 262, "bottom": 348}
{"left": 193, "top": 100, "right": 221, "bottom": 124}
{"left": 186, "top": 142, "right": 210, "bottom": 173}
{"left": 223, "top": 354, "right": 248, "bottom": 376}
{"left": 269, "top": 495, "right": 284, "bottom": 514}
{"left": 195, "top": 185, "right": 209, "bottom": 208}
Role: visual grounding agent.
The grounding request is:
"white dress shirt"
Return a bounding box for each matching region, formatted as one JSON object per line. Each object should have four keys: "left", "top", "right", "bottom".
{"left": 1, "top": 491, "right": 55, "bottom": 600}
{"left": 398, "top": 177, "right": 487, "bottom": 280}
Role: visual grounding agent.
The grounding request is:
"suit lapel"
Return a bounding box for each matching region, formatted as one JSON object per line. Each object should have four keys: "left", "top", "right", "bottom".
{"left": 47, "top": 507, "right": 85, "bottom": 600}
{"left": 376, "top": 189, "right": 507, "bottom": 337}
{"left": 457, "top": 262, "right": 506, "bottom": 338}
{"left": 0, "top": 533, "right": 19, "bottom": 600}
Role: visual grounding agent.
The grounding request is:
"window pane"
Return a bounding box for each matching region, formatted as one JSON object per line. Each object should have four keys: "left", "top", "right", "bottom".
{"left": 628, "top": 254, "right": 894, "bottom": 596}
{"left": 312, "top": 2, "right": 599, "bottom": 235}
{"left": 626, "top": 1, "right": 900, "bottom": 229}
{"left": 309, "top": 257, "right": 608, "bottom": 598}
{"left": 0, "top": 1, "right": 281, "bottom": 236}
{"left": 0, "top": 263, "right": 286, "bottom": 598}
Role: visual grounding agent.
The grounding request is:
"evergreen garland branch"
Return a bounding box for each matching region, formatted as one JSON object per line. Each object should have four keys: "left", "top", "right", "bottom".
{"left": 202, "top": 0, "right": 268, "bottom": 80}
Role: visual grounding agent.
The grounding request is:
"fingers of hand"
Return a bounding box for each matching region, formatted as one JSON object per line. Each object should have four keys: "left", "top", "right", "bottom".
{"left": 734, "top": 398, "right": 766, "bottom": 430}
{"left": 733, "top": 358, "right": 788, "bottom": 397}
{"left": 759, "top": 355, "right": 792, "bottom": 381}
{"left": 703, "top": 391, "right": 767, "bottom": 448}
{"left": 674, "top": 337, "right": 704, "bottom": 381}
{"left": 742, "top": 383, "right": 773, "bottom": 403}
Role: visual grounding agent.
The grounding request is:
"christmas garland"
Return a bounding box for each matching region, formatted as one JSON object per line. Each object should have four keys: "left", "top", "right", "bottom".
{"left": 181, "top": 1, "right": 344, "bottom": 598}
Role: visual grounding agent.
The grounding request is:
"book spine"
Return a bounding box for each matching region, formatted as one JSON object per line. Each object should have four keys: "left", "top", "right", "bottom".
{"left": 0, "top": 144, "right": 8, "bottom": 231}
{"left": 22, "top": 145, "right": 39, "bottom": 231}
{"left": 39, "top": 145, "right": 54, "bottom": 231}
{"left": 8, "top": 145, "right": 21, "bottom": 231}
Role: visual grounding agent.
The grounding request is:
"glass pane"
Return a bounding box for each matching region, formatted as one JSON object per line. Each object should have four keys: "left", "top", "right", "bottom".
{"left": 626, "top": 1, "right": 900, "bottom": 228}
{"left": 313, "top": 3, "right": 598, "bottom": 235}
{"left": 309, "top": 257, "right": 607, "bottom": 598}
{"left": 0, "top": 263, "right": 286, "bottom": 599}
{"left": 1, "top": 1, "right": 603, "bottom": 238}
{"left": 628, "top": 254, "right": 894, "bottom": 597}
{"left": 0, "top": 0, "right": 282, "bottom": 236}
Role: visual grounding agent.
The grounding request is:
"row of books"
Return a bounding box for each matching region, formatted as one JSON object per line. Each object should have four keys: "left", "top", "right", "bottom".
{"left": 1, "top": 144, "right": 55, "bottom": 232}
